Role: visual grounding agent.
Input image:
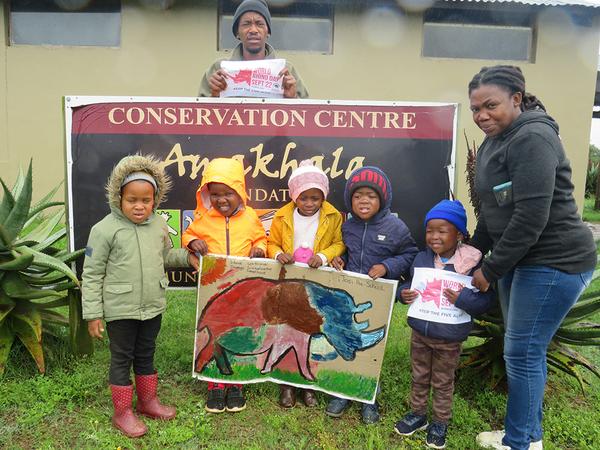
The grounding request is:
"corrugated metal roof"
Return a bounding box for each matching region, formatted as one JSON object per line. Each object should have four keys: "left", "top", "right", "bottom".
{"left": 444, "top": 0, "right": 600, "bottom": 8}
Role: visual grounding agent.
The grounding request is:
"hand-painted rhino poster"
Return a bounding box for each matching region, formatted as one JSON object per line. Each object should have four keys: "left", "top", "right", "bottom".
{"left": 66, "top": 97, "right": 456, "bottom": 286}
{"left": 193, "top": 255, "right": 397, "bottom": 404}
{"left": 407, "top": 268, "right": 474, "bottom": 324}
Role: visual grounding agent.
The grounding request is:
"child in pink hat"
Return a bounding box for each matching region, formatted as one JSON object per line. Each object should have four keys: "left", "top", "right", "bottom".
{"left": 267, "top": 159, "right": 345, "bottom": 408}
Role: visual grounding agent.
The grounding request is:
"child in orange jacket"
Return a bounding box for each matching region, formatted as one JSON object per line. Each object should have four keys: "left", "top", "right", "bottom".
{"left": 182, "top": 157, "right": 267, "bottom": 414}
{"left": 267, "top": 159, "right": 345, "bottom": 408}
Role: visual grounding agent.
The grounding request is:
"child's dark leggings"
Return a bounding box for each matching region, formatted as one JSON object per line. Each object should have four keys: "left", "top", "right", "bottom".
{"left": 106, "top": 315, "right": 162, "bottom": 386}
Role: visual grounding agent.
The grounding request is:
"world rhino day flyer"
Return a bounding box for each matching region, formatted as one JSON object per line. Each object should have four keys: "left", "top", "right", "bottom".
{"left": 407, "top": 268, "right": 474, "bottom": 325}
{"left": 192, "top": 255, "right": 397, "bottom": 403}
{"left": 220, "top": 59, "right": 286, "bottom": 98}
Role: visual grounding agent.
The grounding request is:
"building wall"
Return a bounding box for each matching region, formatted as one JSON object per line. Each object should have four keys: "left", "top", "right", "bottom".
{"left": 0, "top": 1, "right": 598, "bottom": 226}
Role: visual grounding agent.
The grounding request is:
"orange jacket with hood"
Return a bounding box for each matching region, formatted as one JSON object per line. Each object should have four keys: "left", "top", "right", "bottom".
{"left": 181, "top": 158, "right": 267, "bottom": 256}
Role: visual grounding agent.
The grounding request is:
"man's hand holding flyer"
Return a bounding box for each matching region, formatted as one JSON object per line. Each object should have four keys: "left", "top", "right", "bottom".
{"left": 220, "top": 59, "right": 286, "bottom": 98}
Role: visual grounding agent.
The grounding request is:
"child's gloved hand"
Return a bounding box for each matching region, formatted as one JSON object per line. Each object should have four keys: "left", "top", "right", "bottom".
{"left": 88, "top": 319, "right": 105, "bottom": 339}
{"left": 307, "top": 255, "right": 323, "bottom": 268}
{"left": 368, "top": 264, "right": 387, "bottom": 280}
{"left": 188, "top": 239, "right": 208, "bottom": 256}
{"left": 188, "top": 252, "right": 200, "bottom": 271}
{"left": 401, "top": 289, "right": 418, "bottom": 304}
{"left": 249, "top": 247, "right": 265, "bottom": 258}
{"left": 331, "top": 256, "right": 345, "bottom": 271}
{"left": 277, "top": 253, "right": 294, "bottom": 265}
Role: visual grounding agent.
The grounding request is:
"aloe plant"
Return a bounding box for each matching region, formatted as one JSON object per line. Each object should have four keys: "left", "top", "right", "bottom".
{"left": 461, "top": 137, "right": 600, "bottom": 393}
{"left": 0, "top": 161, "right": 92, "bottom": 375}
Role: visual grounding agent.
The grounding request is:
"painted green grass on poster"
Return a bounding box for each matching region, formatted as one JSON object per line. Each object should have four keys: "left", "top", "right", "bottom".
{"left": 200, "top": 362, "right": 377, "bottom": 401}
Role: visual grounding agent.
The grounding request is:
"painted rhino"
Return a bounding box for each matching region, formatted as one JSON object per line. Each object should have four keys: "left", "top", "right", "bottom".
{"left": 194, "top": 278, "right": 385, "bottom": 381}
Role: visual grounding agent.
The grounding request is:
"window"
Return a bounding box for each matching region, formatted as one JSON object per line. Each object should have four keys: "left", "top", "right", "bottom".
{"left": 219, "top": 0, "right": 334, "bottom": 53}
{"left": 9, "top": 0, "right": 121, "bottom": 47}
{"left": 422, "top": 6, "right": 535, "bottom": 61}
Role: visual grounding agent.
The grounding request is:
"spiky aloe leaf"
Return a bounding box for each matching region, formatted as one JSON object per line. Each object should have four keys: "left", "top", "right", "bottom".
{"left": 19, "top": 271, "right": 70, "bottom": 286}
{"left": 32, "top": 297, "right": 69, "bottom": 309}
{"left": 0, "top": 291, "right": 16, "bottom": 325}
{"left": 0, "top": 272, "right": 62, "bottom": 300}
{"left": 562, "top": 297, "right": 600, "bottom": 326}
{"left": 68, "top": 289, "right": 93, "bottom": 356}
{"left": 12, "top": 308, "right": 45, "bottom": 374}
{"left": 546, "top": 349, "right": 586, "bottom": 394}
{"left": 40, "top": 309, "right": 68, "bottom": 326}
{"left": 0, "top": 322, "right": 15, "bottom": 376}
{"left": 11, "top": 305, "right": 42, "bottom": 341}
{"left": 3, "top": 161, "right": 32, "bottom": 242}
{"left": 0, "top": 252, "right": 34, "bottom": 271}
{"left": 0, "top": 225, "right": 11, "bottom": 251}
{"left": 31, "top": 228, "right": 66, "bottom": 253}
{"left": 58, "top": 248, "right": 85, "bottom": 264}
{"left": 556, "top": 324, "right": 600, "bottom": 340}
{"left": 10, "top": 166, "right": 25, "bottom": 198}
{"left": 16, "top": 246, "right": 79, "bottom": 286}
{"left": 23, "top": 201, "right": 64, "bottom": 230}
{"left": 0, "top": 178, "right": 16, "bottom": 225}
{"left": 21, "top": 208, "right": 64, "bottom": 244}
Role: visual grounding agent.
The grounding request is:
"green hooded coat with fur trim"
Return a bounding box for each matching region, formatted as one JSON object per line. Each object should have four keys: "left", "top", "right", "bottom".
{"left": 82, "top": 155, "right": 190, "bottom": 322}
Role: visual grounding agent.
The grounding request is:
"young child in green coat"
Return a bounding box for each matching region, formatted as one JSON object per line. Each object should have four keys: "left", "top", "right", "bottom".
{"left": 82, "top": 154, "right": 197, "bottom": 438}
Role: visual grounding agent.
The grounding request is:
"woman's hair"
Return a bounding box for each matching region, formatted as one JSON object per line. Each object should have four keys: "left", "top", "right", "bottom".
{"left": 468, "top": 65, "right": 546, "bottom": 112}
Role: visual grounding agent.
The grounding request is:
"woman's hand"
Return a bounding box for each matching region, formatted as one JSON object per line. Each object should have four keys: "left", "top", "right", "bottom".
{"left": 472, "top": 268, "right": 490, "bottom": 292}
{"left": 87, "top": 319, "right": 104, "bottom": 339}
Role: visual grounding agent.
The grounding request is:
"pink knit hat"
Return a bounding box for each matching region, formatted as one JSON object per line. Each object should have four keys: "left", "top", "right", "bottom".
{"left": 288, "top": 159, "right": 329, "bottom": 202}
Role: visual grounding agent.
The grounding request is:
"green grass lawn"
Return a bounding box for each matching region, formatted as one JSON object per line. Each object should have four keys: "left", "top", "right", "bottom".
{"left": 2, "top": 289, "right": 600, "bottom": 449}
{"left": 583, "top": 196, "right": 600, "bottom": 223}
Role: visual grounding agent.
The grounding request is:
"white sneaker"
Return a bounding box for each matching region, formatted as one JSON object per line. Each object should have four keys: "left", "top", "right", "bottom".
{"left": 476, "top": 430, "right": 543, "bottom": 450}
{"left": 476, "top": 430, "right": 510, "bottom": 449}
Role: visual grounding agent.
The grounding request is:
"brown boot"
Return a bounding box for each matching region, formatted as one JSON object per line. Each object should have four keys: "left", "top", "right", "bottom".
{"left": 111, "top": 384, "right": 147, "bottom": 438}
{"left": 135, "top": 373, "right": 176, "bottom": 420}
{"left": 302, "top": 389, "right": 318, "bottom": 407}
{"left": 279, "top": 385, "right": 296, "bottom": 408}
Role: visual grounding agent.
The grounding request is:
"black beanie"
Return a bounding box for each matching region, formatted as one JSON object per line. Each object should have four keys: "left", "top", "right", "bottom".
{"left": 232, "top": 0, "right": 272, "bottom": 37}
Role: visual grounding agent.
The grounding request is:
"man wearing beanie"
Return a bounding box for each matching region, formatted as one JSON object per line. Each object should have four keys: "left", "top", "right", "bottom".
{"left": 198, "top": 0, "right": 308, "bottom": 98}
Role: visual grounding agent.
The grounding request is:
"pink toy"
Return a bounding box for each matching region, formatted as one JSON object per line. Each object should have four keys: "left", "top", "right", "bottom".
{"left": 293, "top": 243, "right": 313, "bottom": 263}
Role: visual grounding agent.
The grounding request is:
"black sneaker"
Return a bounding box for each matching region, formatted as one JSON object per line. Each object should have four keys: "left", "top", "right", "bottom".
{"left": 205, "top": 388, "right": 226, "bottom": 413}
{"left": 394, "top": 411, "right": 428, "bottom": 436}
{"left": 225, "top": 386, "right": 246, "bottom": 412}
{"left": 426, "top": 421, "right": 448, "bottom": 449}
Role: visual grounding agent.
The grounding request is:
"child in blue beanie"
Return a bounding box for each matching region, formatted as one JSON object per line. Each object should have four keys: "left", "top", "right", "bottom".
{"left": 393, "top": 199, "right": 495, "bottom": 449}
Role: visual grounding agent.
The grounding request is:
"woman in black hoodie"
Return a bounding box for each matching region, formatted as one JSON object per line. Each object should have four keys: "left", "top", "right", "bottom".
{"left": 468, "top": 65, "right": 596, "bottom": 450}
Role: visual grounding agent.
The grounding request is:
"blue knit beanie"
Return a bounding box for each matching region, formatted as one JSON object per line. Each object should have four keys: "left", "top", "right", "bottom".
{"left": 424, "top": 200, "right": 468, "bottom": 236}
